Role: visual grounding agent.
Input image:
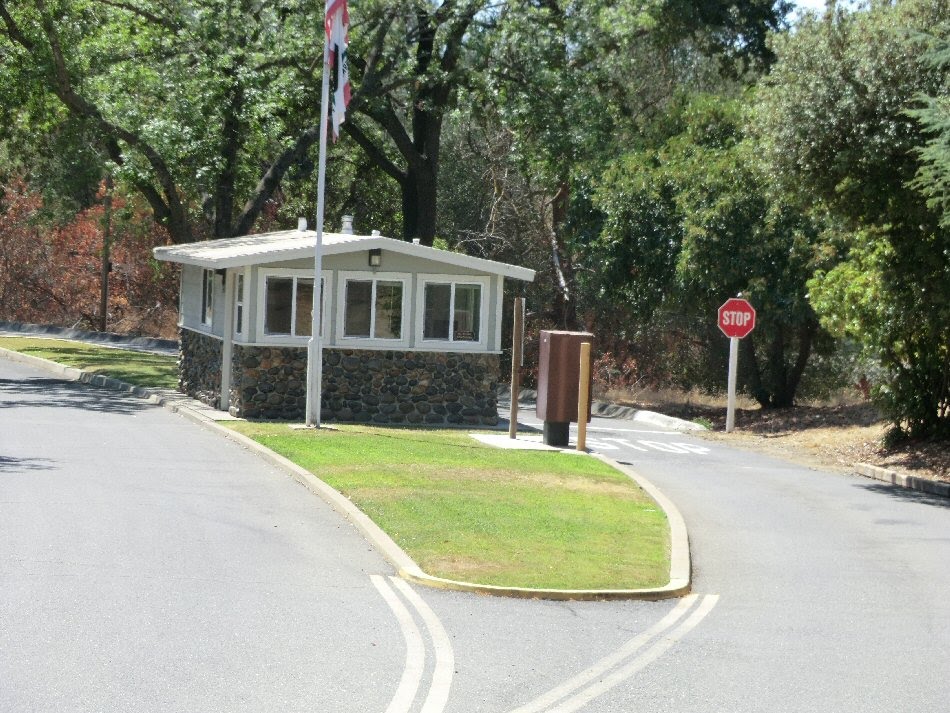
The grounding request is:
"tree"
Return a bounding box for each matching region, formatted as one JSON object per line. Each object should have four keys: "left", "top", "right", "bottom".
{"left": 588, "top": 95, "right": 825, "bottom": 407}
{"left": 0, "top": 0, "right": 512, "bottom": 247}
{"left": 476, "top": 0, "right": 790, "bottom": 327}
{"left": 909, "top": 22, "right": 950, "bottom": 229}
{"left": 756, "top": 0, "right": 950, "bottom": 436}
{"left": 342, "top": 0, "right": 492, "bottom": 245}
{"left": 0, "top": 0, "right": 326, "bottom": 242}
{"left": 0, "top": 177, "right": 178, "bottom": 333}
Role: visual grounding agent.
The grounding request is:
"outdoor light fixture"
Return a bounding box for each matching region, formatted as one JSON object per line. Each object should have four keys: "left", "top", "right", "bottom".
{"left": 368, "top": 248, "right": 382, "bottom": 267}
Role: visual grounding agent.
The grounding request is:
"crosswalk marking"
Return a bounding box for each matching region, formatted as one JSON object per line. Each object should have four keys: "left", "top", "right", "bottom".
{"left": 603, "top": 437, "right": 649, "bottom": 451}
{"left": 585, "top": 438, "right": 711, "bottom": 456}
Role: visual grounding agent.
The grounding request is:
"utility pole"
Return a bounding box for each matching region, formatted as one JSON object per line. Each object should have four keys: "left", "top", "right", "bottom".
{"left": 99, "top": 174, "right": 113, "bottom": 333}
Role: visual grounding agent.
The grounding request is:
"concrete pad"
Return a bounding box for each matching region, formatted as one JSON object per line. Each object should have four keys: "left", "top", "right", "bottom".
{"left": 471, "top": 433, "right": 558, "bottom": 450}
{"left": 470, "top": 432, "right": 587, "bottom": 453}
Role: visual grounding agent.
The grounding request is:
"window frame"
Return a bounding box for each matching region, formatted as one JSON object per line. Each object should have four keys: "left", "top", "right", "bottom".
{"left": 256, "top": 268, "right": 329, "bottom": 344}
{"left": 336, "top": 271, "right": 411, "bottom": 348}
{"left": 201, "top": 268, "right": 214, "bottom": 327}
{"left": 415, "top": 274, "right": 490, "bottom": 351}
{"left": 233, "top": 270, "right": 245, "bottom": 336}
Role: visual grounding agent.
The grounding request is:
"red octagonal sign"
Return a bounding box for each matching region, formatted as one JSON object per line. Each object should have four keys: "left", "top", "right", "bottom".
{"left": 718, "top": 298, "right": 756, "bottom": 339}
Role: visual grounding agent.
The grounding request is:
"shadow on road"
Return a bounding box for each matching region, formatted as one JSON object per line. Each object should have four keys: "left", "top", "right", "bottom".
{"left": 856, "top": 482, "right": 950, "bottom": 509}
{"left": 0, "top": 377, "right": 155, "bottom": 416}
{"left": 0, "top": 455, "right": 57, "bottom": 472}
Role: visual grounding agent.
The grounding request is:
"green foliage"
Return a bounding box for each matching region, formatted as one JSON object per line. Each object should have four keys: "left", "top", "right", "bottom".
{"left": 0, "top": 0, "right": 341, "bottom": 240}
{"left": 756, "top": 0, "right": 945, "bottom": 228}
{"left": 908, "top": 23, "right": 950, "bottom": 229}
{"left": 588, "top": 94, "right": 825, "bottom": 407}
{"left": 757, "top": 0, "right": 950, "bottom": 436}
{"left": 587, "top": 152, "right": 682, "bottom": 320}
{"left": 467, "top": 0, "right": 789, "bottom": 329}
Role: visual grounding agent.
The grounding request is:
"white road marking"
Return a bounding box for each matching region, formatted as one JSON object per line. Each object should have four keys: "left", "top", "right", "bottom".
{"left": 511, "top": 594, "right": 719, "bottom": 713}
{"left": 588, "top": 438, "right": 712, "bottom": 456}
{"left": 670, "top": 442, "right": 711, "bottom": 454}
{"left": 584, "top": 438, "right": 620, "bottom": 451}
{"left": 602, "top": 437, "right": 649, "bottom": 451}
{"left": 547, "top": 595, "right": 720, "bottom": 713}
{"left": 508, "top": 595, "right": 704, "bottom": 713}
{"left": 637, "top": 440, "right": 693, "bottom": 454}
{"left": 371, "top": 575, "right": 426, "bottom": 713}
{"left": 391, "top": 577, "right": 455, "bottom": 713}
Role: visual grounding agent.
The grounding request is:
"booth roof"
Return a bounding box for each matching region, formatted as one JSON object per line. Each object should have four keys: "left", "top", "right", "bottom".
{"left": 153, "top": 229, "right": 535, "bottom": 282}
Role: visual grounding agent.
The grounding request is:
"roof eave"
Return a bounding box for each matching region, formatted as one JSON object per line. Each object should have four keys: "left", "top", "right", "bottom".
{"left": 152, "top": 234, "right": 537, "bottom": 282}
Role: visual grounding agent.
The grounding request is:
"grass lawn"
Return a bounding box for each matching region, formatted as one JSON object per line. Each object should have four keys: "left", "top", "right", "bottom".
{"left": 0, "top": 336, "right": 670, "bottom": 589}
{"left": 0, "top": 337, "right": 178, "bottom": 389}
{"left": 229, "top": 422, "right": 671, "bottom": 590}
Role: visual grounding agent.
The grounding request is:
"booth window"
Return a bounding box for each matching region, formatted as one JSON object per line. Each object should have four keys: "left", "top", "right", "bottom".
{"left": 423, "top": 281, "right": 481, "bottom": 342}
{"left": 344, "top": 278, "right": 403, "bottom": 339}
{"left": 264, "top": 276, "right": 323, "bottom": 337}
{"left": 201, "top": 269, "right": 214, "bottom": 326}
{"left": 234, "top": 273, "right": 245, "bottom": 335}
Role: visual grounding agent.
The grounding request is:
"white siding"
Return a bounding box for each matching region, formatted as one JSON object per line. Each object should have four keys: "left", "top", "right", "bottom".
{"left": 183, "top": 251, "right": 511, "bottom": 353}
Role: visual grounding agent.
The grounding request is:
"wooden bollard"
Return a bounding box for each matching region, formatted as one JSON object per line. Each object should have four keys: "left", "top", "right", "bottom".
{"left": 577, "top": 342, "right": 591, "bottom": 451}
{"left": 509, "top": 297, "right": 524, "bottom": 439}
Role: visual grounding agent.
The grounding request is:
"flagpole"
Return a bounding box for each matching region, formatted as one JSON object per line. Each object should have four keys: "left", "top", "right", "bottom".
{"left": 305, "top": 34, "right": 332, "bottom": 428}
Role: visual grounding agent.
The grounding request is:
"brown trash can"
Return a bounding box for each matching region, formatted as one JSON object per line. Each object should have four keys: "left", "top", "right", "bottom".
{"left": 536, "top": 330, "right": 594, "bottom": 446}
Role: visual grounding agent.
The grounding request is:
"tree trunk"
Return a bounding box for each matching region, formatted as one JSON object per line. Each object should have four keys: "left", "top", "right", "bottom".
{"left": 402, "top": 163, "right": 438, "bottom": 245}
{"left": 771, "top": 319, "right": 817, "bottom": 408}
{"left": 740, "top": 335, "right": 770, "bottom": 408}
{"left": 549, "top": 181, "right": 578, "bottom": 329}
{"left": 214, "top": 78, "right": 245, "bottom": 238}
{"left": 742, "top": 319, "right": 818, "bottom": 409}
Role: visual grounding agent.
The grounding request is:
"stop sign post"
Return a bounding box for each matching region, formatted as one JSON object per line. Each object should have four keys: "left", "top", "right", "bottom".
{"left": 718, "top": 297, "right": 756, "bottom": 433}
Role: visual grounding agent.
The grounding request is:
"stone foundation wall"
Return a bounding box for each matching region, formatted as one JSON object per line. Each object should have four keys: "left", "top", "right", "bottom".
{"left": 179, "top": 328, "right": 222, "bottom": 408}
{"left": 232, "top": 345, "right": 308, "bottom": 420}
{"left": 232, "top": 345, "right": 499, "bottom": 425}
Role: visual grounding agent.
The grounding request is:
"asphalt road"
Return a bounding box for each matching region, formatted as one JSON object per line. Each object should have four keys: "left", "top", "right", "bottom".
{"left": 0, "top": 359, "right": 405, "bottom": 712}
{"left": 2, "top": 356, "right": 949, "bottom": 712}
{"left": 507, "top": 409, "right": 950, "bottom": 712}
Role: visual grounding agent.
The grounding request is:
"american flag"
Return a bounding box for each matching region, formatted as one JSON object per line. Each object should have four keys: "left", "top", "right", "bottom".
{"left": 325, "top": 0, "right": 350, "bottom": 140}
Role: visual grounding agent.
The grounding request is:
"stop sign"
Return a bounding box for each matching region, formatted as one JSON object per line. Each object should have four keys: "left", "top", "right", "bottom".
{"left": 718, "top": 298, "right": 756, "bottom": 339}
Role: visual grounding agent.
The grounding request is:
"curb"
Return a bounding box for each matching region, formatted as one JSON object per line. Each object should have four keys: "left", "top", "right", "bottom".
{"left": 2, "top": 346, "right": 692, "bottom": 601}
{"left": 0, "top": 320, "right": 178, "bottom": 355}
{"left": 854, "top": 462, "right": 950, "bottom": 498}
{"left": 499, "top": 388, "right": 705, "bottom": 433}
{"left": 0, "top": 347, "right": 166, "bottom": 404}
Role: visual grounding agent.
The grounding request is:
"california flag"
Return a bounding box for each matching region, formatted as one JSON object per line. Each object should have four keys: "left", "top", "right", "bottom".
{"left": 325, "top": 0, "right": 350, "bottom": 140}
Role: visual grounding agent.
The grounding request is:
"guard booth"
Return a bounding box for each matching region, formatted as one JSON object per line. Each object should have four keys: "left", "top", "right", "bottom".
{"left": 536, "top": 330, "right": 594, "bottom": 446}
